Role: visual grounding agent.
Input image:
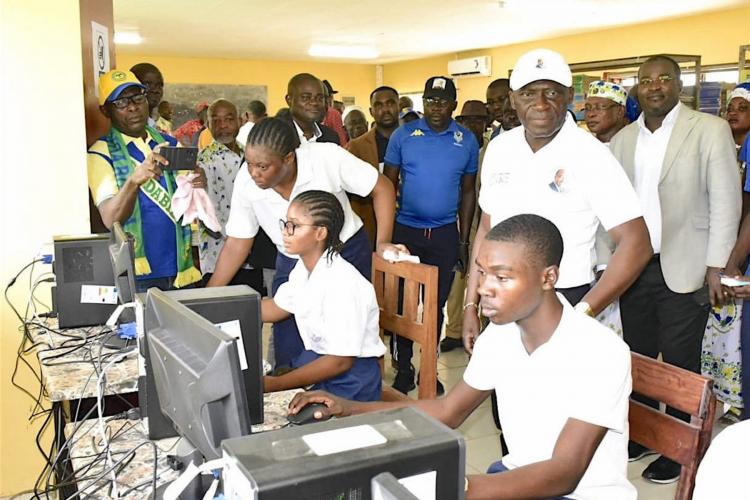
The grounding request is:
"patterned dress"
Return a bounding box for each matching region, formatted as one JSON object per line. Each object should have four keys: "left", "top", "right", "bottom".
{"left": 702, "top": 300, "right": 743, "bottom": 407}
{"left": 197, "top": 140, "right": 243, "bottom": 274}
{"left": 701, "top": 146, "right": 746, "bottom": 408}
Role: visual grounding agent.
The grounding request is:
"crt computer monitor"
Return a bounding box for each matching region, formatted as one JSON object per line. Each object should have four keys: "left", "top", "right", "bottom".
{"left": 221, "top": 407, "right": 465, "bottom": 500}
{"left": 145, "top": 288, "right": 252, "bottom": 461}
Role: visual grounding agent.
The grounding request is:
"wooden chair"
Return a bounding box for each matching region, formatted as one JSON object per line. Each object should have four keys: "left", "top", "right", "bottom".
{"left": 628, "top": 352, "right": 717, "bottom": 500}
{"left": 372, "top": 253, "right": 439, "bottom": 400}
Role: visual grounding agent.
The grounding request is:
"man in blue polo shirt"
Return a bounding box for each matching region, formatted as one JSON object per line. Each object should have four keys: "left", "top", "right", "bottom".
{"left": 384, "top": 76, "right": 479, "bottom": 395}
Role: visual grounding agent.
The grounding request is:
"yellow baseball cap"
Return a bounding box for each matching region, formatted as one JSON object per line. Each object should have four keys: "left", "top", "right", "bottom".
{"left": 98, "top": 69, "right": 146, "bottom": 106}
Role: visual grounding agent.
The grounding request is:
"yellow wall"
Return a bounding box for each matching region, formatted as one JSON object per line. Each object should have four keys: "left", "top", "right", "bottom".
{"left": 1, "top": 0, "right": 90, "bottom": 495}
{"left": 383, "top": 5, "right": 750, "bottom": 106}
{"left": 116, "top": 53, "right": 376, "bottom": 115}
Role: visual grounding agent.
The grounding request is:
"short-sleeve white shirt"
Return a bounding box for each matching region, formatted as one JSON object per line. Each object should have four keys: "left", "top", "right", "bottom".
{"left": 463, "top": 296, "right": 636, "bottom": 500}
{"left": 273, "top": 254, "right": 386, "bottom": 358}
{"left": 225, "top": 143, "right": 378, "bottom": 257}
{"left": 479, "top": 117, "right": 642, "bottom": 287}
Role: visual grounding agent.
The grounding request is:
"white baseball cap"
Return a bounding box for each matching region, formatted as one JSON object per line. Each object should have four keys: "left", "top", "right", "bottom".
{"left": 510, "top": 49, "right": 572, "bottom": 91}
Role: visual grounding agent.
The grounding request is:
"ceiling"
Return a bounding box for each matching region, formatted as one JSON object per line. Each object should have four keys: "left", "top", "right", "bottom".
{"left": 114, "top": 0, "right": 746, "bottom": 64}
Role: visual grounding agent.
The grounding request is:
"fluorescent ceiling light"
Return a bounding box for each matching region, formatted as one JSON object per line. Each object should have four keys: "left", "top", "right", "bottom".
{"left": 114, "top": 32, "right": 142, "bottom": 45}
{"left": 308, "top": 44, "right": 378, "bottom": 59}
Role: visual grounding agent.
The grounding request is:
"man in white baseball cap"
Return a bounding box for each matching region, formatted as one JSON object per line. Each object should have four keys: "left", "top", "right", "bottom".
{"left": 464, "top": 46, "right": 651, "bottom": 351}
{"left": 459, "top": 48, "right": 651, "bottom": 498}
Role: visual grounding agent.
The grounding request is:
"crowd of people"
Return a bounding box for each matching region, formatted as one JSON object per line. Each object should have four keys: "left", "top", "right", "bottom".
{"left": 87, "top": 47, "right": 750, "bottom": 498}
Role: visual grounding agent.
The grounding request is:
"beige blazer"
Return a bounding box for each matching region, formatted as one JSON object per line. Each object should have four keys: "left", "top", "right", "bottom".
{"left": 345, "top": 128, "right": 380, "bottom": 247}
{"left": 609, "top": 106, "right": 740, "bottom": 293}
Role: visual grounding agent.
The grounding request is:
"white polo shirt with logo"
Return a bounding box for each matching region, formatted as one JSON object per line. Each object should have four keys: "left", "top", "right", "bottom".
{"left": 464, "top": 296, "right": 636, "bottom": 500}
{"left": 225, "top": 142, "right": 378, "bottom": 257}
{"left": 479, "top": 116, "right": 642, "bottom": 288}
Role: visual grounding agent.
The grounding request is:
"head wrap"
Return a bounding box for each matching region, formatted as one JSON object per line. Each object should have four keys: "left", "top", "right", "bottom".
{"left": 729, "top": 82, "right": 750, "bottom": 103}
{"left": 587, "top": 80, "right": 627, "bottom": 106}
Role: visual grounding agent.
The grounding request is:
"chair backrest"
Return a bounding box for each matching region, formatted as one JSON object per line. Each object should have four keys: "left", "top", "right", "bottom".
{"left": 372, "top": 253, "right": 439, "bottom": 400}
{"left": 628, "top": 352, "right": 717, "bottom": 500}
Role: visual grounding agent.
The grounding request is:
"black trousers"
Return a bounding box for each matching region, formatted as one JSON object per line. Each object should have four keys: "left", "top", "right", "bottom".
{"left": 620, "top": 256, "right": 709, "bottom": 421}
{"left": 391, "top": 222, "right": 459, "bottom": 371}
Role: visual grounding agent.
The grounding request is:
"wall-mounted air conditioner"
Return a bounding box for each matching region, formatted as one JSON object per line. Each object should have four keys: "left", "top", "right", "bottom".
{"left": 448, "top": 56, "right": 491, "bottom": 78}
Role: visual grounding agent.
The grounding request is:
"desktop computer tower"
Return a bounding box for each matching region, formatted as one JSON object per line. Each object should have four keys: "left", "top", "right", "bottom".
{"left": 222, "top": 407, "right": 466, "bottom": 500}
{"left": 136, "top": 285, "right": 264, "bottom": 440}
{"left": 53, "top": 234, "right": 117, "bottom": 328}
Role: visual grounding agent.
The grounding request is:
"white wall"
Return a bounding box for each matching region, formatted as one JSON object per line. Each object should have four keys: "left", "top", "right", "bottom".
{"left": 1, "top": 0, "right": 89, "bottom": 494}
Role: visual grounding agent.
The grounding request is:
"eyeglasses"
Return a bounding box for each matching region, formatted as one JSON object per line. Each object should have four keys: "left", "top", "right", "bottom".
{"left": 109, "top": 91, "right": 148, "bottom": 110}
{"left": 279, "top": 219, "right": 321, "bottom": 235}
{"left": 584, "top": 103, "right": 619, "bottom": 113}
{"left": 639, "top": 75, "right": 674, "bottom": 86}
{"left": 424, "top": 97, "right": 452, "bottom": 108}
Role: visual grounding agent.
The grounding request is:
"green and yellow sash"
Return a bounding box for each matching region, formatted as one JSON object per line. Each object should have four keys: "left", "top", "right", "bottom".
{"left": 105, "top": 126, "right": 201, "bottom": 288}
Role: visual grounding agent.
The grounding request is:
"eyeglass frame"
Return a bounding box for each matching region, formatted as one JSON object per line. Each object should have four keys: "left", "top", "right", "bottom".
{"left": 638, "top": 75, "right": 675, "bottom": 87}
{"left": 423, "top": 97, "right": 453, "bottom": 108}
{"left": 279, "top": 218, "right": 322, "bottom": 236}
{"left": 583, "top": 103, "right": 620, "bottom": 113}
{"left": 108, "top": 90, "right": 148, "bottom": 110}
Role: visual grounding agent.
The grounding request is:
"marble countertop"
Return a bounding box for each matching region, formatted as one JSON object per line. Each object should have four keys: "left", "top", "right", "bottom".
{"left": 64, "top": 389, "right": 301, "bottom": 499}
{"left": 29, "top": 319, "right": 138, "bottom": 402}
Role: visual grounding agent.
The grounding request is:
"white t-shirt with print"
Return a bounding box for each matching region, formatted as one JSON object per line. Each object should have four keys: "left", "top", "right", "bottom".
{"left": 479, "top": 117, "right": 642, "bottom": 287}
{"left": 463, "top": 295, "right": 636, "bottom": 500}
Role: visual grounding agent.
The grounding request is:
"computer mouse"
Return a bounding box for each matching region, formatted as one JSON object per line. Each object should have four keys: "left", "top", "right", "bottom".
{"left": 287, "top": 403, "right": 332, "bottom": 425}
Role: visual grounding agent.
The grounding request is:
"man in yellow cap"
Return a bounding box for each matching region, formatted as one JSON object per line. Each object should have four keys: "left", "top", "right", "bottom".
{"left": 87, "top": 69, "right": 205, "bottom": 292}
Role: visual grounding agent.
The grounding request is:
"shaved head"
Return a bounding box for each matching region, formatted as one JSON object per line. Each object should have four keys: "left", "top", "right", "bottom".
{"left": 209, "top": 98, "right": 237, "bottom": 116}
{"left": 287, "top": 73, "right": 322, "bottom": 95}
{"left": 488, "top": 78, "right": 510, "bottom": 90}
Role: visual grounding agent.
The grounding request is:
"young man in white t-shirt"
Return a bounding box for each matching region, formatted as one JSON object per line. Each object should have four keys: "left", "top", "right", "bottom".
{"left": 288, "top": 214, "right": 636, "bottom": 500}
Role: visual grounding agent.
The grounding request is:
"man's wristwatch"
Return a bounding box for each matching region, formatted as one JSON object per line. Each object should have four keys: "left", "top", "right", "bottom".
{"left": 574, "top": 301, "right": 595, "bottom": 317}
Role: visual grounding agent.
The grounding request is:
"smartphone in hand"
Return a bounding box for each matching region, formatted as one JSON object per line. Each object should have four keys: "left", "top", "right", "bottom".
{"left": 719, "top": 274, "right": 750, "bottom": 287}
{"left": 159, "top": 146, "right": 198, "bottom": 170}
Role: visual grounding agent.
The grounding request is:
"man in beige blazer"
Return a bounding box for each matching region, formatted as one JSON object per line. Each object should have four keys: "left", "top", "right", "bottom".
{"left": 610, "top": 55, "right": 740, "bottom": 483}
{"left": 346, "top": 86, "right": 401, "bottom": 248}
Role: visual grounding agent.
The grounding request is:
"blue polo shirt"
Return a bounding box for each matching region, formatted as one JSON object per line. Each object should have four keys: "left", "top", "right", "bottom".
{"left": 385, "top": 117, "right": 478, "bottom": 228}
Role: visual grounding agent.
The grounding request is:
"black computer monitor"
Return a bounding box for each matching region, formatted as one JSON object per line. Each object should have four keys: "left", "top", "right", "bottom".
{"left": 108, "top": 222, "right": 137, "bottom": 306}
{"left": 138, "top": 285, "right": 264, "bottom": 442}
{"left": 145, "top": 288, "right": 252, "bottom": 461}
